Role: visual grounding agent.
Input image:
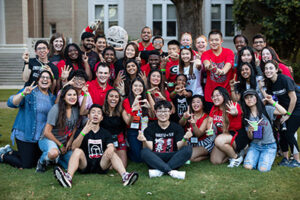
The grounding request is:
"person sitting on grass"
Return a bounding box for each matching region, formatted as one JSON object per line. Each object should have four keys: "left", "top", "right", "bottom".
{"left": 241, "top": 89, "right": 287, "bottom": 172}
{"left": 36, "top": 85, "right": 79, "bottom": 172}
{"left": 53, "top": 104, "right": 138, "bottom": 187}
{"left": 138, "top": 100, "right": 193, "bottom": 180}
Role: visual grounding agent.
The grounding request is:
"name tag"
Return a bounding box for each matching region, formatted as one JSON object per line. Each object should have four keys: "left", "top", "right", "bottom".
{"left": 130, "top": 116, "right": 140, "bottom": 129}
{"left": 113, "top": 141, "right": 119, "bottom": 147}
{"left": 190, "top": 137, "right": 198, "bottom": 144}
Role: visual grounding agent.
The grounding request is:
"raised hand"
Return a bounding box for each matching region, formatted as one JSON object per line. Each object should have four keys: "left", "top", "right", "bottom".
{"left": 147, "top": 87, "right": 159, "bottom": 95}
{"left": 160, "top": 55, "right": 169, "bottom": 69}
{"left": 82, "top": 52, "right": 89, "bottom": 63}
{"left": 226, "top": 101, "right": 238, "bottom": 116}
{"left": 183, "top": 106, "right": 191, "bottom": 119}
{"left": 114, "top": 71, "right": 126, "bottom": 87}
{"left": 61, "top": 65, "right": 72, "bottom": 81}
{"left": 140, "top": 99, "right": 151, "bottom": 109}
{"left": 63, "top": 77, "right": 75, "bottom": 88}
{"left": 116, "top": 80, "right": 125, "bottom": 96}
{"left": 132, "top": 95, "right": 142, "bottom": 112}
{"left": 137, "top": 130, "right": 147, "bottom": 142}
{"left": 184, "top": 128, "right": 193, "bottom": 140}
{"left": 229, "top": 74, "right": 240, "bottom": 87}
{"left": 189, "top": 114, "right": 196, "bottom": 125}
{"left": 82, "top": 119, "right": 96, "bottom": 134}
{"left": 22, "top": 50, "right": 29, "bottom": 63}
{"left": 82, "top": 84, "right": 89, "bottom": 95}
{"left": 99, "top": 53, "right": 105, "bottom": 62}
{"left": 23, "top": 81, "right": 37, "bottom": 95}
{"left": 138, "top": 71, "right": 147, "bottom": 84}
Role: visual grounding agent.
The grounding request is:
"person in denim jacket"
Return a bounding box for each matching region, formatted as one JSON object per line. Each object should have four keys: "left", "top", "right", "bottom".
{"left": 0, "top": 71, "right": 55, "bottom": 169}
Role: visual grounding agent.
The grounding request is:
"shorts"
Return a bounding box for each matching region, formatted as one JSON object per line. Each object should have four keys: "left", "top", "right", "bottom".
{"left": 79, "top": 157, "right": 109, "bottom": 174}
{"left": 113, "top": 132, "right": 127, "bottom": 151}
{"left": 189, "top": 137, "right": 215, "bottom": 153}
{"left": 229, "top": 128, "right": 250, "bottom": 153}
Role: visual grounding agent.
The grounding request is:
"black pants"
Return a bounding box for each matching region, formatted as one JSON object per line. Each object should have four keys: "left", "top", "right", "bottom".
{"left": 3, "top": 139, "right": 41, "bottom": 169}
{"left": 141, "top": 146, "right": 192, "bottom": 173}
{"left": 279, "top": 115, "right": 300, "bottom": 154}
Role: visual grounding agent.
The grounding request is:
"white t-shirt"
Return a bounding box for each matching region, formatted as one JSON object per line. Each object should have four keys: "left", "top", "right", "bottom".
{"left": 180, "top": 63, "right": 203, "bottom": 95}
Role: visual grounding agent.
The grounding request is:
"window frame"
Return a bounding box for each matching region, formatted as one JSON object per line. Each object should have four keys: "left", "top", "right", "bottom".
{"left": 88, "top": 0, "right": 124, "bottom": 34}
{"left": 146, "top": 0, "right": 177, "bottom": 40}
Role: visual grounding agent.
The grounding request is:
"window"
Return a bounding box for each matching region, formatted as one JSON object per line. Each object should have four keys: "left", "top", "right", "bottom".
{"left": 210, "top": 1, "right": 235, "bottom": 37}
{"left": 50, "top": 23, "right": 56, "bottom": 35}
{"left": 147, "top": 0, "right": 177, "bottom": 39}
{"left": 88, "top": 0, "right": 124, "bottom": 34}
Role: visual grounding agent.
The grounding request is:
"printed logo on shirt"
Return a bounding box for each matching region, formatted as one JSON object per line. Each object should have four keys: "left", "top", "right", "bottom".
{"left": 33, "top": 65, "right": 42, "bottom": 71}
{"left": 154, "top": 132, "right": 174, "bottom": 153}
{"left": 210, "top": 62, "right": 227, "bottom": 83}
{"left": 88, "top": 139, "right": 103, "bottom": 159}
{"left": 177, "top": 98, "right": 188, "bottom": 117}
{"left": 170, "top": 65, "right": 179, "bottom": 74}
{"left": 273, "top": 89, "right": 286, "bottom": 96}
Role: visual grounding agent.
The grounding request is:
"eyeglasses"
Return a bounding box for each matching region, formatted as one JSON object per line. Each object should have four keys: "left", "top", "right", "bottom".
{"left": 254, "top": 41, "right": 264, "bottom": 44}
{"left": 37, "top": 47, "right": 47, "bottom": 51}
{"left": 156, "top": 109, "right": 170, "bottom": 114}
{"left": 180, "top": 45, "right": 190, "bottom": 49}
{"left": 153, "top": 41, "right": 163, "bottom": 44}
{"left": 40, "top": 76, "right": 50, "bottom": 80}
{"left": 211, "top": 94, "right": 222, "bottom": 100}
{"left": 74, "top": 77, "right": 85, "bottom": 82}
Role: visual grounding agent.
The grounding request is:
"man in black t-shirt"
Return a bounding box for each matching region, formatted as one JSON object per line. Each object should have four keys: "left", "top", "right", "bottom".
{"left": 138, "top": 100, "right": 193, "bottom": 179}
{"left": 81, "top": 32, "right": 100, "bottom": 74}
{"left": 22, "top": 40, "right": 59, "bottom": 90}
{"left": 54, "top": 104, "right": 138, "bottom": 187}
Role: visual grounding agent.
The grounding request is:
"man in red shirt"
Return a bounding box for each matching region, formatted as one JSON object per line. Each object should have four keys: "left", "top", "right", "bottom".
{"left": 138, "top": 26, "right": 155, "bottom": 52}
{"left": 162, "top": 40, "right": 180, "bottom": 92}
{"left": 140, "top": 51, "right": 161, "bottom": 76}
{"left": 87, "top": 62, "right": 113, "bottom": 106}
{"left": 201, "top": 30, "right": 235, "bottom": 110}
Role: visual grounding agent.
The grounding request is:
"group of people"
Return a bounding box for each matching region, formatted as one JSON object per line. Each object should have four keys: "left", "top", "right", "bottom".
{"left": 0, "top": 24, "right": 299, "bottom": 188}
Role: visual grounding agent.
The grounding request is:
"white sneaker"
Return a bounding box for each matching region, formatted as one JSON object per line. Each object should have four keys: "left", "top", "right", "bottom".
{"left": 227, "top": 155, "right": 243, "bottom": 168}
{"left": 168, "top": 170, "right": 186, "bottom": 180}
{"left": 149, "top": 169, "right": 164, "bottom": 178}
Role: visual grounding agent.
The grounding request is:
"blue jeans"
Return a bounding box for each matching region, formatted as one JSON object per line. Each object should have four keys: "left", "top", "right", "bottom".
{"left": 38, "top": 138, "right": 72, "bottom": 169}
{"left": 127, "top": 128, "right": 142, "bottom": 163}
{"left": 243, "top": 142, "right": 277, "bottom": 172}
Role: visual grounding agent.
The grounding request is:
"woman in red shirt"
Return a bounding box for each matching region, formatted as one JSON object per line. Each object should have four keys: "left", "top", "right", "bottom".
{"left": 207, "top": 86, "right": 249, "bottom": 167}
{"left": 179, "top": 95, "right": 212, "bottom": 162}
{"left": 122, "top": 78, "right": 154, "bottom": 162}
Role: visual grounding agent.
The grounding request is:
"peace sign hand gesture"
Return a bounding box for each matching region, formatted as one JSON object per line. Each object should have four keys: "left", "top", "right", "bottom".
{"left": 82, "top": 52, "right": 89, "bottom": 63}
{"left": 184, "top": 128, "right": 193, "bottom": 140}
{"left": 23, "top": 81, "right": 37, "bottom": 96}
{"left": 229, "top": 74, "right": 240, "bottom": 88}
{"left": 226, "top": 101, "right": 238, "bottom": 116}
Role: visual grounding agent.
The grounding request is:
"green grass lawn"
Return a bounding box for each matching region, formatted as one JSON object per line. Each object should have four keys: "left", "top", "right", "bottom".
{"left": 0, "top": 89, "right": 19, "bottom": 102}
{"left": 0, "top": 108, "right": 299, "bottom": 200}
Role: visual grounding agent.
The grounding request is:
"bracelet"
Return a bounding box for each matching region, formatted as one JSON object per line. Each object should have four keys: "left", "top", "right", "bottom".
{"left": 286, "top": 112, "right": 292, "bottom": 116}
{"left": 24, "top": 62, "right": 29, "bottom": 65}
{"left": 172, "top": 91, "right": 177, "bottom": 95}
{"left": 80, "top": 131, "right": 86, "bottom": 137}
{"left": 59, "top": 143, "right": 64, "bottom": 149}
{"left": 52, "top": 75, "right": 55, "bottom": 79}
{"left": 146, "top": 91, "right": 151, "bottom": 94}
{"left": 182, "top": 138, "right": 187, "bottom": 142}
{"left": 84, "top": 94, "right": 88, "bottom": 97}
{"left": 21, "top": 92, "right": 25, "bottom": 97}
{"left": 160, "top": 69, "right": 166, "bottom": 72}
{"left": 272, "top": 102, "right": 277, "bottom": 107}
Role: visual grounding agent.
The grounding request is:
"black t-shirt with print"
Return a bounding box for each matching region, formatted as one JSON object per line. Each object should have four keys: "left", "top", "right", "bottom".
{"left": 100, "top": 115, "right": 126, "bottom": 136}
{"left": 268, "top": 74, "right": 300, "bottom": 116}
{"left": 144, "top": 121, "right": 184, "bottom": 153}
{"left": 171, "top": 92, "right": 191, "bottom": 123}
{"left": 23, "top": 58, "right": 59, "bottom": 87}
{"left": 77, "top": 127, "right": 113, "bottom": 161}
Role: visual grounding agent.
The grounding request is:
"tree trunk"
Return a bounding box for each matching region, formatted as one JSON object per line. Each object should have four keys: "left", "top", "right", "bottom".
{"left": 171, "top": 0, "right": 203, "bottom": 46}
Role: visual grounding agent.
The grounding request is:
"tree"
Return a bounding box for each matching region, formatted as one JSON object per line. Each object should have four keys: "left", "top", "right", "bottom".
{"left": 233, "top": 0, "right": 300, "bottom": 61}
{"left": 171, "top": 0, "right": 203, "bottom": 44}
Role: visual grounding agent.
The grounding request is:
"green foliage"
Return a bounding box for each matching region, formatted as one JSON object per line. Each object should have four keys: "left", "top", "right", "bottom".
{"left": 233, "top": 0, "right": 300, "bottom": 60}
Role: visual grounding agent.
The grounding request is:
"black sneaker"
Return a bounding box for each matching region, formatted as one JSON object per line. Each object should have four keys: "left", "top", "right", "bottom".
{"left": 53, "top": 166, "right": 72, "bottom": 188}
{"left": 122, "top": 172, "right": 139, "bottom": 186}
{"left": 278, "top": 157, "right": 290, "bottom": 167}
{"left": 288, "top": 159, "right": 300, "bottom": 168}
{"left": 36, "top": 159, "right": 46, "bottom": 173}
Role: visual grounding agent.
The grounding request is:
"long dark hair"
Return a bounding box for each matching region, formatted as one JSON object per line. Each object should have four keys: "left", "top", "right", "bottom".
{"left": 212, "top": 86, "right": 232, "bottom": 132}
{"left": 123, "top": 42, "right": 139, "bottom": 66}
{"left": 147, "top": 69, "right": 166, "bottom": 98}
{"left": 241, "top": 90, "right": 272, "bottom": 127}
{"left": 237, "top": 46, "right": 258, "bottom": 74}
{"left": 64, "top": 43, "right": 84, "bottom": 70}
{"left": 179, "top": 47, "right": 194, "bottom": 75}
{"left": 102, "top": 46, "right": 116, "bottom": 64}
{"left": 102, "top": 89, "right": 122, "bottom": 117}
{"left": 49, "top": 32, "right": 66, "bottom": 58}
{"left": 260, "top": 47, "right": 285, "bottom": 73}
{"left": 57, "top": 85, "right": 78, "bottom": 129}
{"left": 37, "top": 70, "right": 54, "bottom": 85}
{"left": 124, "top": 59, "right": 140, "bottom": 96}
{"left": 128, "top": 77, "right": 148, "bottom": 116}
{"left": 236, "top": 62, "right": 257, "bottom": 93}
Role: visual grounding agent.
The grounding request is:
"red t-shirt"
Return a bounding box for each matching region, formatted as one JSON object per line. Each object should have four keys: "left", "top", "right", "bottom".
{"left": 209, "top": 103, "right": 242, "bottom": 134}
{"left": 138, "top": 42, "right": 155, "bottom": 52}
{"left": 56, "top": 60, "right": 79, "bottom": 77}
{"left": 140, "top": 63, "right": 152, "bottom": 77}
{"left": 165, "top": 59, "right": 179, "bottom": 92}
{"left": 94, "top": 62, "right": 116, "bottom": 81}
{"left": 190, "top": 113, "right": 208, "bottom": 141}
{"left": 201, "top": 48, "right": 235, "bottom": 102}
{"left": 87, "top": 80, "right": 113, "bottom": 106}
{"left": 122, "top": 98, "right": 138, "bottom": 117}
{"left": 278, "top": 63, "right": 293, "bottom": 80}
